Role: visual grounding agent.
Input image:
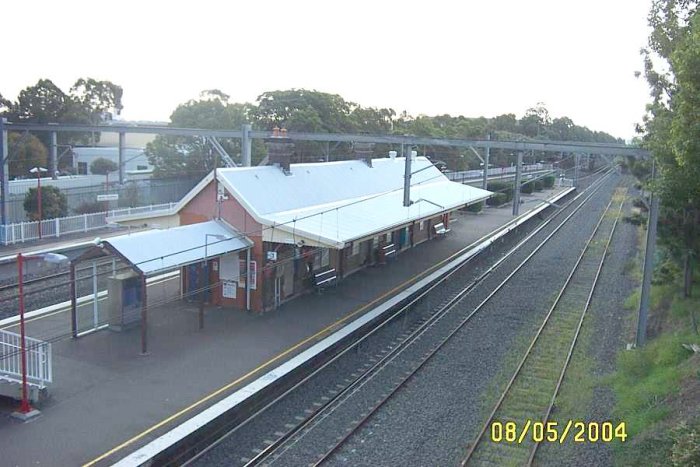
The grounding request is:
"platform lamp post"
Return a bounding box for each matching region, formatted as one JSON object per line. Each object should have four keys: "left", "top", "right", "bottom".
{"left": 200, "top": 234, "right": 227, "bottom": 330}
{"left": 29, "top": 167, "right": 48, "bottom": 239}
{"left": 12, "top": 251, "right": 69, "bottom": 421}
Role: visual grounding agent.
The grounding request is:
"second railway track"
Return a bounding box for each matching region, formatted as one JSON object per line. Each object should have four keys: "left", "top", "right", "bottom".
{"left": 462, "top": 187, "right": 627, "bottom": 466}
{"left": 185, "top": 172, "right": 621, "bottom": 467}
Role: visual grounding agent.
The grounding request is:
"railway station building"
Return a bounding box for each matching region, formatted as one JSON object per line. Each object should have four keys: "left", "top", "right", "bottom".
{"left": 111, "top": 133, "right": 491, "bottom": 312}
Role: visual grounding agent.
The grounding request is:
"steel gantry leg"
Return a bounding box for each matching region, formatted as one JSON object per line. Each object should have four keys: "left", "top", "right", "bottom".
{"left": 50, "top": 132, "right": 58, "bottom": 180}
{"left": 512, "top": 151, "right": 523, "bottom": 216}
{"left": 637, "top": 162, "right": 659, "bottom": 347}
{"left": 0, "top": 118, "right": 9, "bottom": 240}
{"left": 118, "top": 132, "right": 126, "bottom": 184}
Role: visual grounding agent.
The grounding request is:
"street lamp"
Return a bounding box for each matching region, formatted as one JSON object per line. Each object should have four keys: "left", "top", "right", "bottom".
{"left": 12, "top": 251, "right": 68, "bottom": 421}
{"left": 200, "top": 234, "right": 228, "bottom": 330}
{"left": 29, "top": 167, "right": 48, "bottom": 239}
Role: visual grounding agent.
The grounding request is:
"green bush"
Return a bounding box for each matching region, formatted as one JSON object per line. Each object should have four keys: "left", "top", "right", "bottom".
{"left": 543, "top": 175, "right": 555, "bottom": 188}
{"left": 74, "top": 201, "right": 105, "bottom": 215}
{"left": 487, "top": 181, "right": 513, "bottom": 202}
{"left": 671, "top": 421, "right": 700, "bottom": 466}
{"left": 465, "top": 202, "right": 483, "bottom": 213}
{"left": 23, "top": 185, "right": 68, "bottom": 220}
{"left": 486, "top": 193, "right": 508, "bottom": 206}
{"left": 520, "top": 182, "right": 534, "bottom": 194}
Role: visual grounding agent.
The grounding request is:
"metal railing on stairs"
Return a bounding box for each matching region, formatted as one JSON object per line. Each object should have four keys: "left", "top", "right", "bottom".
{"left": 0, "top": 329, "right": 52, "bottom": 388}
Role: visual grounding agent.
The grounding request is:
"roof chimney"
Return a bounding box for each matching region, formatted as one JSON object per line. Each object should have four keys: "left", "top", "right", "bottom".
{"left": 265, "top": 128, "right": 294, "bottom": 175}
{"left": 353, "top": 141, "right": 374, "bottom": 167}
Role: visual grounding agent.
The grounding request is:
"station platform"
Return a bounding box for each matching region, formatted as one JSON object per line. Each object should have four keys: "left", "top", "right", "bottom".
{"left": 0, "top": 225, "right": 148, "bottom": 262}
{"left": 0, "top": 188, "right": 569, "bottom": 466}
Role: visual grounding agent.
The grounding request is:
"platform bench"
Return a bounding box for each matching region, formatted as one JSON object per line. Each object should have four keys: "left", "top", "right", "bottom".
{"left": 379, "top": 243, "right": 396, "bottom": 264}
{"left": 433, "top": 222, "right": 451, "bottom": 237}
{"left": 314, "top": 268, "right": 337, "bottom": 293}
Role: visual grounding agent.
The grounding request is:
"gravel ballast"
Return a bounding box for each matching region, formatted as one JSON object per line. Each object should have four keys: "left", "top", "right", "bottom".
{"left": 190, "top": 173, "right": 623, "bottom": 466}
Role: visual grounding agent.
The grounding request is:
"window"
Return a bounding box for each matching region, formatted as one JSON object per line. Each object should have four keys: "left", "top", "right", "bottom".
{"left": 372, "top": 236, "right": 379, "bottom": 247}
{"left": 78, "top": 162, "right": 88, "bottom": 175}
{"left": 313, "top": 248, "right": 330, "bottom": 270}
{"left": 419, "top": 221, "right": 425, "bottom": 231}
{"left": 136, "top": 165, "right": 148, "bottom": 170}
{"left": 352, "top": 241, "right": 360, "bottom": 256}
{"left": 386, "top": 233, "right": 392, "bottom": 243}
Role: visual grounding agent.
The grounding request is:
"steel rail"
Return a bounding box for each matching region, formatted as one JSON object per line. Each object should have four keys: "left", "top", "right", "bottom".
{"left": 181, "top": 174, "right": 610, "bottom": 466}
{"left": 526, "top": 189, "right": 626, "bottom": 466}
{"left": 461, "top": 188, "right": 626, "bottom": 466}
{"left": 211, "top": 171, "right": 616, "bottom": 467}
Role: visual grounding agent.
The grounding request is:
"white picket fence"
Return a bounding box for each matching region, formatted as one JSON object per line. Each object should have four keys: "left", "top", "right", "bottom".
{"left": 1, "top": 202, "right": 176, "bottom": 246}
{"left": 0, "top": 329, "right": 52, "bottom": 388}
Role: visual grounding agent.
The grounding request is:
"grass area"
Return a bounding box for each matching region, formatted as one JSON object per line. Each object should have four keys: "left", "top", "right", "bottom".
{"left": 611, "top": 269, "right": 700, "bottom": 466}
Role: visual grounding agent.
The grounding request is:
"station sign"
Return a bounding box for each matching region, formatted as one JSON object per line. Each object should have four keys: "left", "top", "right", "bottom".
{"left": 97, "top": 194, "right": 119, "bottom": 201}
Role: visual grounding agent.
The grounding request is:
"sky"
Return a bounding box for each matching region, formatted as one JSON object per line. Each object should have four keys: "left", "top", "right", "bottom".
{"left": 2, "top": 0, "right": 652, "bottom": 140}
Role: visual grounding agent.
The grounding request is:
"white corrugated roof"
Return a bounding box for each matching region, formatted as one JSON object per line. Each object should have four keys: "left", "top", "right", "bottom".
{"left": 217, "top": 157, "right": 491, "bottom": 248}
{"left": 103, "top": 220, "right": 251, "bottom": 276}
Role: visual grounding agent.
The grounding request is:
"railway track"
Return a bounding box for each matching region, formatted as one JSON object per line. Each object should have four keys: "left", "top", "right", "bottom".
{"left": 461, "top": 187, "right": 626, "bottom": 466}
{"left": 185, "top": 171, "right": 618, "bottom": 467}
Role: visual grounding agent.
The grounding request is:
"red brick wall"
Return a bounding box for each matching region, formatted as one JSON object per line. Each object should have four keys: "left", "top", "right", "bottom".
{"left": 179, "top": 179, "right": 265, "bottom": 311}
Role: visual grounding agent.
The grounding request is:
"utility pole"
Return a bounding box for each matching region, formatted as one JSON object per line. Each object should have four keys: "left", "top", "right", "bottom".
{"left": 637, "top": 161, "right": 659, "bottom": 347}
{"left": 512, "top": 151, "right": 523, "bottom": 216}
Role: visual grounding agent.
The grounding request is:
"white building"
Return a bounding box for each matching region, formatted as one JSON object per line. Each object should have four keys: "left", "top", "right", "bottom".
{"left": 71, "top": 147, "right": 153, "bottom": 179}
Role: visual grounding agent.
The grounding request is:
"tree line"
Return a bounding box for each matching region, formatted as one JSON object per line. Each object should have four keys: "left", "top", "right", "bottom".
{"left": 636, "top": 0, "right": 699, "bottom": 300}
{"left": 2, "top": 79, "right": 624, "bottom": 217}
{"left": 144, "top": 89, "right": 622, "bottom": 177}
{"left": 0, "top": 78, "right": 123, "bottom": 179}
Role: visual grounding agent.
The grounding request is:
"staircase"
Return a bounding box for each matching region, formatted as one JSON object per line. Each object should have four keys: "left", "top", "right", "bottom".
{"left": 0, "top": 329, "right": 52, "bottom": 403}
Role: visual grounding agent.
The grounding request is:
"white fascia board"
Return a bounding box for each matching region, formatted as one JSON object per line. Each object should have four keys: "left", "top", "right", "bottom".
{"left": 261, "top": 220, "right": 343, "bottom": 249}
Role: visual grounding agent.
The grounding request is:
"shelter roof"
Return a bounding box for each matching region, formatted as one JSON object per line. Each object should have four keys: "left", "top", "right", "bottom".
{"left": 74, "top": 220, "right": 251, "bottom": 276}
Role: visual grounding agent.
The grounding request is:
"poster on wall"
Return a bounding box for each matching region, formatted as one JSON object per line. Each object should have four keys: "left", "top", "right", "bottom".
{"left": 220, "top": 253, "right": 240, "bottom": 281}
{"left": 223, "top": 280, "right": 237, "bottom": 298}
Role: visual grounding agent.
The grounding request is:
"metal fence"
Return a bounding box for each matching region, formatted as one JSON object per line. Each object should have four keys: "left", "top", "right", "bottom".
{"left": 0, "top": 202, "right": 176, "bottom": 245}
{"left": 0, "top": 329, "right": 52, "bottom": 387}
{"left": 6, "top": 176, "right": 200, "bottom": 223}
{"left": 445, "top": 163, "right": 554, "bottom": 183}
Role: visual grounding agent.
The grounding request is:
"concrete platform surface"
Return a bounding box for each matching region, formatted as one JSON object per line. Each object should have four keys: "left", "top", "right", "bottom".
{"left": 0, "top": 188, "right": 567, "bottom": 467}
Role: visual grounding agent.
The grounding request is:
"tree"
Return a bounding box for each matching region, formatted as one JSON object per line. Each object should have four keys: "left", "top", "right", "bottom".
{"left": 147, "top": 90, "right": 258, "bottom": 176}
{"left": 1, "top": 77, "right": 124, "bottom": 146}
{"left": 639, "top": 0, "right": 700, "bottom": 305}
{"left": 89, "top": 157, "right": 118, "bottom": 175}
{"left": 0, "top": 92, "right": 10, "bottom": 113}
{"left": 7, "top": 132, "right": 48, "bottom": 178}
{"left": 70, "top": 78, "right": 123, "bottom": 122}
{"left": 23, "top": 185, "right": 68, "bottom": 220}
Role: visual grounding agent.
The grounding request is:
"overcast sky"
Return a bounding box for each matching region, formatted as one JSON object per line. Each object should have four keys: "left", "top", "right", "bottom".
{"left": 2, "top": 0, "right": 651, "bottom": 140}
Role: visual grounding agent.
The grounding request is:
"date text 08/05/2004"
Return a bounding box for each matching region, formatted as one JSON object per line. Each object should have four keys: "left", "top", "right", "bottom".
{"left": 490, "top": 420, "right": 627, "bottom": 444}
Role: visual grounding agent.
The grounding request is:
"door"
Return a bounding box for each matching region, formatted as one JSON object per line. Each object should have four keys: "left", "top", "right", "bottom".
{"left": 274, "top": 276, "right": 282, "bottom": 309}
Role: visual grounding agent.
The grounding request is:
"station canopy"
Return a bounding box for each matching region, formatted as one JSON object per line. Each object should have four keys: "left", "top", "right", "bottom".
{"left": 74, "top": 220, "right": 252, "bottom": 276}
